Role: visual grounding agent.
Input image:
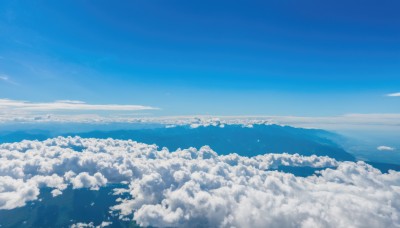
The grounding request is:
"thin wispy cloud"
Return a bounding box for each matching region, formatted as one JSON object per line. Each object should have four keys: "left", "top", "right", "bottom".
{"left": 0, "top": 99, "right": 158, "bottom": 112}
{"left": 0, "top": 75, "right": 8, "bottom": 81}
{"left": 386, "top": 92, "right": 400, "bottom": 97}
{"left": 0, "top": 74, "right": 18, "bottom": 85}
{"left": 377, "top": 146, "right": 395, "bottom": 151}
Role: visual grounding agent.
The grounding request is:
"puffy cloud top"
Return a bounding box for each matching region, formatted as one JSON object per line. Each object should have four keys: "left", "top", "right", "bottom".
{"left": 0, "top": 137, "right": 399, "bottom": 227}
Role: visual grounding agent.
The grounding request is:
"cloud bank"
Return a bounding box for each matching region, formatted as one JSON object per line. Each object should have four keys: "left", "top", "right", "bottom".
{"left": 0, "top": 137, "right": 399, "bottom": 227}
{"left": 1, "top": 110, "right": 400, "bottom": 132}
{"left": 0, "top": 98, "right": 399, "bottom": 132}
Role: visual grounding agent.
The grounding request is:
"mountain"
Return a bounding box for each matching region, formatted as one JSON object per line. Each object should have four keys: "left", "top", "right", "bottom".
{"left": 73, "top": 125, "right": 355, "bottom": 161}
{"left": 0, "top": 125, "right": 355, "bottom": 161}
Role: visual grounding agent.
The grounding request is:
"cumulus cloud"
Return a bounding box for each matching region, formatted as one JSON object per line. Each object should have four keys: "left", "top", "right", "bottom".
{"left": 387, "top": 92, "right": 400, "bottom": 97}
{"left": 0, "top": 98, "right": 158, "bottom": 112}
{"left": 0, "top": 177, "right": 39, "bottom": 210}
{"left": 67, "top": 172, "right": 108, "bottom": 190}
{"left": 51, "top": 189, "right": 63, "bottom": 197}
{"left": 378, "top": 146, "right": 395, "bottom": 151}
{"left": 0, "top": 137, "right": 399, "bottom": 227}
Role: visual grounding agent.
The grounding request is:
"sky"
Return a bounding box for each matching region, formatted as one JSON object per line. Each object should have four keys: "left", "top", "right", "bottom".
{"left": 1, "top": 3, "right": 400, "bottom": 225}
{"left": 0, "top": 0, "right": 399, "bottom": 116}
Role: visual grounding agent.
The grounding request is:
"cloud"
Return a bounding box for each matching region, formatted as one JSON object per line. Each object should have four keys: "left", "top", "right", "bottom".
{"left": 0, "top": 74, "right": 17, "bottom": 85}
{"left": 164, "top": 114, "right": 400, "bottom": 131}
{"left": 0, "top": 75, "right": 9, "bottom": 81}
{"left": 0, "top": 98, "right": 158, "bottom": 112}
{"left": 0, "top": 177, "right": 39, "bottom": 210}
{"left": 70, "top": 221, "right": 112, "bottom": 228}
{"left": 1, "top": 112, "right": 400, "bottom": 132}
{"left": 51, "top": 189, "right": 63, "bottom": 197}
{"left": 67, "top": 172, "right": 108, "bottom": 190}
{"left": 387, "top": 92, "right": 400, "bottom": 97}
{"left": 378, "top": 146, "right": 395, "bottom": 151}
{"left": 0, "top": 137, "right": 399, "bottom": 227}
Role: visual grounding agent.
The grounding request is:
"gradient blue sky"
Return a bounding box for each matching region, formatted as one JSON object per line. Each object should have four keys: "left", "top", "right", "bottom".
{"left": 0, "top": 0, "right": 399, "bottom": 116}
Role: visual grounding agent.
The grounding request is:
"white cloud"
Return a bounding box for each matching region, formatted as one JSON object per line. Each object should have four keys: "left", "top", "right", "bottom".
{"left": 51, "top": 189, "right": 63, "bottom": 197}
{"left": 1, "top": 112, "right": 400, "bottom": 132}
{"left": 378, "top": 146, "right": 395, "bottom": 151}
{"left": 70, "top": 221, "right": 112, "bottom": 228}
{"left": 387, "top": 92, "right": 400, "bottom": 97}
{"left": 0, "top": 98, "right": 158, "bottom": 112}
{"left": 67, "top": 172, "right": 108, "bottom": 190}
{"left": 0, "top": 177, "right": 39, "bottom": 210}
{"left": 0, "top": 137, "right": 399, "bottom": 227}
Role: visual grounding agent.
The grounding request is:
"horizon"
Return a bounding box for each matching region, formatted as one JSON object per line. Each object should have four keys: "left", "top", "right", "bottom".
{"left": 1, "top": 1, "right": 399, "bottom": 228}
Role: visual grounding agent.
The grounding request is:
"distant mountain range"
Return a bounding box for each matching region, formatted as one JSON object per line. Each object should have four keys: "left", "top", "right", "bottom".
{"left": 74, "top": 125, "right": 356, "bottom": 161}
{"left": 0, "top": 124, "right": 354, "bottom": 161}
{"left": 1, "top": 124, "right": 399, "bottom": 171}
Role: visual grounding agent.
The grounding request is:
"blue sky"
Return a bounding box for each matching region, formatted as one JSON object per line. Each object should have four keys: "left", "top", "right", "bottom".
{"left": 0, "top": 0, "right": 399, "bottom": 116}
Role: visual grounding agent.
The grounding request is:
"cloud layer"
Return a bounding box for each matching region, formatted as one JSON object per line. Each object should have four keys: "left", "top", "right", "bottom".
{"left": 0, "top": 137, "right": 399, "bottom": 227}
{"left": 0, "top": 98, "right": 399, "bottom": 133}
{"left": 1, "top": 110, "right": 400, "bottom": 132}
